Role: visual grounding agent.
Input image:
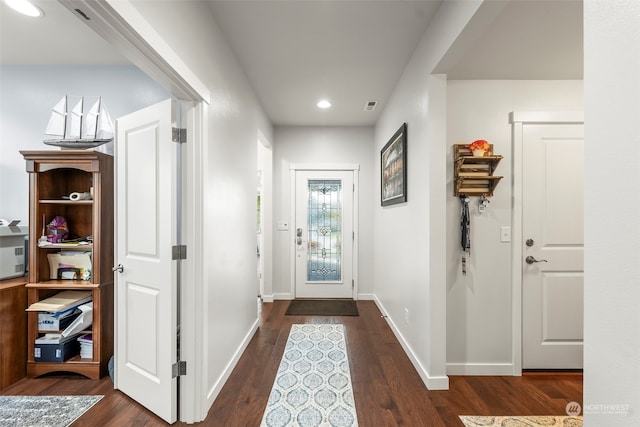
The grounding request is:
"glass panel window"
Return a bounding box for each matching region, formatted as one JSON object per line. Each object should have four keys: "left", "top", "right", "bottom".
{"left": 307, "top": 180, "right": 342, "bottom": 281}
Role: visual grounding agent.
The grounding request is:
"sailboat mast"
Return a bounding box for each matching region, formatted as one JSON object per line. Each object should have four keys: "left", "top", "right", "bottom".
{"left": 63, "top": 95, "right": 67, "bottom": 139}
{"left": 79, "top": 96, "right": 83, "bottom": 140}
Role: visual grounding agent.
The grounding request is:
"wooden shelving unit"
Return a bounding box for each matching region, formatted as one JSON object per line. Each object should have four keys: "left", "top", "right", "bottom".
{"left": 453, "top": 144, "right": 503, "bottom": 196}
{"left": 20, "top": 150, "right": 113, "bottom": 380}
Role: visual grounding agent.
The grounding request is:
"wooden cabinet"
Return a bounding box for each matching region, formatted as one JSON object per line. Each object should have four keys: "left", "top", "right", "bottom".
{"left": 0, "top": 277, "right": 27, "bottom": 390}
{"left": 20, "top": 150, "right": 113, "bottom": 379}
{"left": 453, "top": 144, "right": 503, "bottom": 196}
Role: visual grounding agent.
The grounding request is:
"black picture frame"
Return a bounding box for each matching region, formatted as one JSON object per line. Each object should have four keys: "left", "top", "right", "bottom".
{"left": 381, "top": 123, "right": 407, "bottom": 206}
{"left": 57, "top": 267, "right": 82, "bottom": 280}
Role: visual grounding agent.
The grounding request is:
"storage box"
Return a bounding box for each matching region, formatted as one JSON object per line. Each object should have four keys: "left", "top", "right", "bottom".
{"left": 34, "top": 334, "right": 80, "bottom": 362}
{"left": 38, "top": 308, "right": 82, "bottom": 331}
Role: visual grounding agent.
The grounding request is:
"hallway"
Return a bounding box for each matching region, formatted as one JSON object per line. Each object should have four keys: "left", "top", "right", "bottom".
{"left": 2, "top": 300, "right": 582, "bottom": 426}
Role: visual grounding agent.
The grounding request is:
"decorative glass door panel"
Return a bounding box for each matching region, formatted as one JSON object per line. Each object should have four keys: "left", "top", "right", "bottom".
{"left": 294, "top": 170, "right": 354, "bottom": 299}
{"left": 307, "top": 180, "right": 342, "bottom": 282}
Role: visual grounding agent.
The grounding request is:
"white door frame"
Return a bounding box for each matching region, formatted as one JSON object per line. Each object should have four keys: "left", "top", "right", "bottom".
{"left": 289, "top": 164, "right": 359, "bottom": 300}
{"left": 509, "top": 111, "right": 584, "bottom": 375}
{"left": 58, "top": 1, "right": 208, "bottom": 422}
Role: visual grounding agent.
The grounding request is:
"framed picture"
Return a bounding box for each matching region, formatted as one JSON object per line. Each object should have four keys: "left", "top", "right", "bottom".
{"left": 381, "top": 123, "right": 407, "bottom": 206}
{"left": 57, "top": 267, "right": 82, "bottom": 280}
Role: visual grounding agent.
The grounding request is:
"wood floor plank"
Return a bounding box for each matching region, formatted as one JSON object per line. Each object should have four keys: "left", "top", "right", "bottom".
{"left": 1, "top": 300, "right": 582, "bottom": 426}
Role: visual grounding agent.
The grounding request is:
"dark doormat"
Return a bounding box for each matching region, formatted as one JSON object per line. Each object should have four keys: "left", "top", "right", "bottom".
{"left": 285, "top": 299, "right": 359, "bottom": 316}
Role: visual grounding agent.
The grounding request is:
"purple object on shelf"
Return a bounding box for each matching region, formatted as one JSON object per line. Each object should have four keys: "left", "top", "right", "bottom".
{"left": 46, "top": 216, "right": 69, "bottom": 243}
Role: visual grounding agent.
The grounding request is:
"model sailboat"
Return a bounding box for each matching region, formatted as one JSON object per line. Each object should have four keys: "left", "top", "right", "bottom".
{"left": 43, "top": 96, "right": 114, "bottom": 149}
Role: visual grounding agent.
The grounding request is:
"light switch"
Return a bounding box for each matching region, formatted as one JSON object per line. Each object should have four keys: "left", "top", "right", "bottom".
{"left": 500, "top": 226, "right": 511, "bottom": 242}
{"left": 277, "top": 221, "right": 289, "bottom": 231}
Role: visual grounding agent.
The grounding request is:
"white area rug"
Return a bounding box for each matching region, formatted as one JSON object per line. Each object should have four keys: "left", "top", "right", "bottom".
{"left": 260, "top": 324, "right": 358, "bottom": 427}
{"left": 459, "top": 415, "right": 583, "bottom": 426}
{"left": 0, "top": 395, "right": 103, "bottom": 427}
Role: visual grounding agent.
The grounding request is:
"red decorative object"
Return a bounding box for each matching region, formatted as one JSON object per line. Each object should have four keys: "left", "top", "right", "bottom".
{"left": 468, "top": 139, "right": 490, "bottom": 152}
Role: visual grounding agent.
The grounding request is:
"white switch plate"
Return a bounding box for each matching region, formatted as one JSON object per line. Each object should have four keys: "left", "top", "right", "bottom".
{"left": 277, "top": 221, "right": 289, "bottom": 231}
{"left": 500, "top": 226, "right": 511, "bottom": 242}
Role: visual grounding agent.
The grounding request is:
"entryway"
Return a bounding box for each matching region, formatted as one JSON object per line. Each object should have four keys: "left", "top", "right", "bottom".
{"left": 291, "top": 166, "right": 359, "bottom": 299}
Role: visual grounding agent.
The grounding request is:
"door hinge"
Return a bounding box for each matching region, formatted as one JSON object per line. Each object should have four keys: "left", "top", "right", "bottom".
{"left": 172, "top": 127, "right": 187, "bottom": 143}
{"left": 352, "top": 279, "right": 354, "bottom": 289}
{"left": 172, "top": 360, "right": 187, "bottom": 377}
{"left": 352, "top": 231, "right": 355, "bottom": 240}
{"left": 172, "top": 245, "right": 187, "bottom": 260}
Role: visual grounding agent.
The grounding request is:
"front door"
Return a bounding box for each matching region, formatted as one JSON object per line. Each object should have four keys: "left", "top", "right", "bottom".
{"left": 522, "top": 123, "right": 584, "bottom": 369}
{"left": 114, "top": 99, "right": 178, "bottom": 423}
{"left": 294, "top": 170, "right": 354, "bottom": 299}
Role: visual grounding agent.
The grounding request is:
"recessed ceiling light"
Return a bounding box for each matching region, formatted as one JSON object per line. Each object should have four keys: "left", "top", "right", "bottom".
{"left": 317, "top": 100, "right": 332, "bottom": 109}
{"left": 4, "top": 0, "right": 43, "bottom": 17}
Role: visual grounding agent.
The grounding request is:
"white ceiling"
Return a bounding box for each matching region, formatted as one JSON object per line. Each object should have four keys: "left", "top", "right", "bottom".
{"left": 0, "top": 0, "right": 583, "bottom": 127}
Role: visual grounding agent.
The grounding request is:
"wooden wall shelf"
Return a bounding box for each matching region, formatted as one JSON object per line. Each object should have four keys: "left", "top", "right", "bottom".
{"left": 453, "top": 144, "right": 503, "bottom": 196}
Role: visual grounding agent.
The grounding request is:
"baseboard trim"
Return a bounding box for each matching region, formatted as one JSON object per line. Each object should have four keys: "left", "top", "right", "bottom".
{"left": 273, "top": 293, "right": 372, "bottom": 301}
{"left": 373, "top": 296, "right": 449, "bottom": 390}
{"left": 205, "top": 319, "right": 259, "bottom": 404}
{"left": 447, "top": 363, "right": 515, "bottom": 376}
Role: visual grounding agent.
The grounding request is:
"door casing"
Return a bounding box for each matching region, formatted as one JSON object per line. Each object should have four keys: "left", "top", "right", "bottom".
{"left": 289, "top": 164, "right": 359, "bottom": 300}
{"left": 509, "top": 111, "right": 584, "bottom": 375}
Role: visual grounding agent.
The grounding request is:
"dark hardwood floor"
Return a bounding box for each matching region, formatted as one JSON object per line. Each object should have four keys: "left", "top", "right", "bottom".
{"left": 2, "top": 300, "right": 582, "bottom": 426}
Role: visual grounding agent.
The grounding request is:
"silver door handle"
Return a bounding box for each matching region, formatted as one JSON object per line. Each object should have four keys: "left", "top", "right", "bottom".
{"left": 525, "top": 256, "right": 547, "bottom": 264}
{"left": 112, "top": 264, "right": 124, "bottom": 273}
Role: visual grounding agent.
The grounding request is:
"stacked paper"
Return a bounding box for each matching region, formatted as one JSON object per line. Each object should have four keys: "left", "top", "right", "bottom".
{"left": 27, "top": 290, "right": 92, "bottom": 313}
{"left": 77, "top": 334, "right": 93, "bottom": 359}
{"left": 35, "top": 333, "right": 81, "bottom": 345}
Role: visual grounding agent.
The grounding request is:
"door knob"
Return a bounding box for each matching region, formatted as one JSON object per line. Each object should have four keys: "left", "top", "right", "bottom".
{"left": 525, "top": 256, "right": 547, "bottom": 264}
{"left": 112, "top": 264, "right": 124, "bottom": 273}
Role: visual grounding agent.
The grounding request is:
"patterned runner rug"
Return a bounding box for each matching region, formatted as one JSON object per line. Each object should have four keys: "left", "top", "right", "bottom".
{"left": 0, "top": 395, "right": 103, "bottom": 426}
{"left": 460, "top": 415, "right": 583, "bottom": 426}
{"left": 261, "top": 324, "right": 358, "bottom": 427}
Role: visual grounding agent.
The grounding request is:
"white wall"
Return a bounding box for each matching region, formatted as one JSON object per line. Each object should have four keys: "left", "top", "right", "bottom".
{"left": 373, "top": 1, "right": 485, "bottom": 390}
{"left": 584, "top": 1, "right": 640, "bottom": 425}
{"left": 446, "top": 80, "right": 583, "bottom": 375}
{"left": 125, "top": 1, "right": 273, "bottom": 420}
{"left": 272, "top": 126, "right": 374, "bottom": 299}
{"left": 0, "top": 65, "right": 169, "bottom": 222}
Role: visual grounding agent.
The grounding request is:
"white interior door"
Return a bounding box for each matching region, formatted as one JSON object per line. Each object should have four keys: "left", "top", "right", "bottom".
{"left": 294, "top": 170, "right": 354, "bottom": 299}
{"left": 115, "top": 98, "right": 178, "bottom": 423}
{"left": 522, "top": 123, "right": 584, "bottom": 369}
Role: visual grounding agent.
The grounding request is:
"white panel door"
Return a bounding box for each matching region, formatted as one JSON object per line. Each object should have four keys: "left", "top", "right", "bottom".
{"left": 295, "top": 170, "right": 354, "bottom": 299}
{"left": 115, "top": 99, "right": 177, "bottom": 423}
{"left": 522, "top": 123, "right": 584, "bottom": 369}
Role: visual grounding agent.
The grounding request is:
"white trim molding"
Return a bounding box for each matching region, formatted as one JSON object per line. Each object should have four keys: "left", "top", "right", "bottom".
{"left": 447, "top": 363, "right": 515, "bottom": 376}
{"left": 509, "top": 111, "right": 584, "bottom": 124}
{"left": 509, "top": 111, "right": 584, "bottom": 376}
{"left": 205, "top": 320, "right": 259, "bottom": 402}
{"left": 374, "top": 296, "right": 449, "bottom": 390}
{"left": 290, "top": 163, "right": 361, "bottom": 171}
